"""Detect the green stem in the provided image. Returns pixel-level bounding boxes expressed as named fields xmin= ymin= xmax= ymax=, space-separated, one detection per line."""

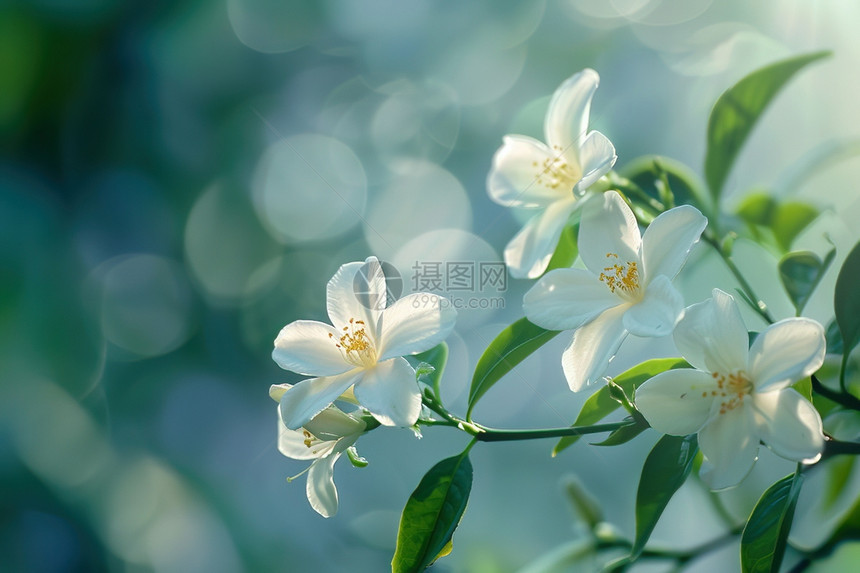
xmin=474 ymin=420 xmax=633 ymax=442
xmin=811 ymin=374 xmax=860 ymax=410
xmin=598 ymin=527 xmax=741 ymax=571
xmin=822 ymin=438 xmax=860 ymax=458
xmin=421 ymin=393 xmax=635 ymax=443
xmin=703 ymin=233 xmax=774 ymax=324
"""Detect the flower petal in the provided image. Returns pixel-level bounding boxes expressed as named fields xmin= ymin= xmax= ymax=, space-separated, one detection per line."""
xmin=641 ymin=205 xmax=707 ymax=282
xmin=279 ymin=371 xmax=361 ymax=430
xmin=353 ymin=357 xmax=421 ymax=427
xmin=504 ymin=197 xmax=578 ymax=279
xmin=304 ymin=407 xmax=366 ymax=442
xmin=327 ymin=258 xmax=385 ymax=335
xmin=269 ymin=383 xmax=292 ymax=403
xmin=578 ymin=191 xmax=642 ymax=276
xmin=378 ymin=293 xmax=457 ymax=360
xmin=487 ymin=135 xmax=572 ymax=208
xmin=749 ymin=317 xmax=826 ymax=392
xmin=622 ymin=275 xmax=684 ymax=337
xmin=574 ymin=131 xmax=616 ymax=196
xmin=673 ymin=289 xmax=748 ymax=374
xmin=523 ymin=268 xmax=619 ymax=331
xmin=635 ymin=369 xmax=718 ymax=435
xmin=277 ymin=419 xmax=323 ymax=460
xmin=561 ymin=304 xmax=629 ymax=392
xmin=273 ymin=320 xmax=352 ymax=376
xmin=752 ymin=389 xmax=824 ymax=462
xmin=698 ymin=404 xmax=759 ymax=490
xmin=306 ymin=447 xmax=345 ymax=518
xmin=544 ymin=68 xmax=600 ymax=169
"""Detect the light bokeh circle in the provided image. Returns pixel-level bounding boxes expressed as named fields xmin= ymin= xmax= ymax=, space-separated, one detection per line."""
xmin=252 ymin=134 xmax=367 ymax=244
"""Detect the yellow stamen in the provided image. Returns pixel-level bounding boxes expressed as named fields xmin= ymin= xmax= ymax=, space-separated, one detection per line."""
xmin=712 ymin=370 xmax=753 ymax=415
xmin=598 ymin=253 xmax=640 ymax=294
xmin=330 ymin=317 xmax=377 ymax=367
xmin=533 ymin=149 xmax=578 ymax=191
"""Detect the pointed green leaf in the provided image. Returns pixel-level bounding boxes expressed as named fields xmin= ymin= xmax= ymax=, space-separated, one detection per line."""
xmin=778 ymin=250 xmax=833 ymax=315
xmin=772 ymin=202 xmax=819 ymax=252
xmin=392 ymin=450 xmax=473 ymax=573
xmin=741 ymin=471 xmax=803 ymax=573
xmin=705 ymin=51 xmax=830 ymax=201
xmin=553 ymin=358 xmax=689 ymax=456
xmin=414 ymin=342 xmax=448 ymax=398
xmin=591 ymin=417 xmax=649 ymax=447
xmin=631 ymin=434 xmax=698 ymax=558
xmin=467 ymin=318 xmax=559 ymax=419
xmin=835 ymin=240 xmax=860 ymax=356
xmin=545 ymin=224 xmax=579 ymax=272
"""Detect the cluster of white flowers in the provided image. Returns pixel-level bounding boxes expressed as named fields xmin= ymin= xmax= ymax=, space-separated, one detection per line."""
xmin=270 ymin=69 xmax=827 ymax=516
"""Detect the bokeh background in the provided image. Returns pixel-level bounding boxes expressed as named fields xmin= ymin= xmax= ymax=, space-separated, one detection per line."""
xmin=4 ymin=0 xmax=860 ymax=571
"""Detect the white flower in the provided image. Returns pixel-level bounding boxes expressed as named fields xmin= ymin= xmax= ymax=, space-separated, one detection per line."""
xmin=272 ymin=256 xmax=457 ymax=429
xmin=487 ymin=68 xmax=617 ymax=279
xmin=523 ymin=190 xmax=707 ymax=391
xmin=271 ymin=383 xmax=365 ymax=518
xmin=635 ymin=289 xmax=826 ymax=490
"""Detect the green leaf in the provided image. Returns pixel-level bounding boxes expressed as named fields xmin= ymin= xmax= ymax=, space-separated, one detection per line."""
xmin=620 ymin=155 xmax=708 ymax=209
xmin=562 ymin=476 xmax=603 ymax=529
xmin=553 ymin=358 xmax=689 ymax=456
xmin=835 ymin=240 xmax=860 ymax=356
xmin=772 ymin=202 xmax=819 ymax=252
xmin=792 ymin=377 xmax=813 ymax=402
xmin=741 ymin=471 xmax=804 ymax=573
xmin=591 ymin=417 xmax=649 ymax=447
xmin=545 ymin=223 xmax=578 ymax=272
xmin=778 ymin=250 xmax=833 ymax=315
xmin=467 ymin=318 xmax=559 ymax=419
xmin=414 ymin=342 xmax=448 ymax=398
xmin=705 ymin=51 xmax=830 ymax=202
xmin=392 ymin=450 xmax=473 ymax=573
xmin=631 ymin=434 xmax=699 ymax=558
xmin=735 ymin=193 xmax=819 ymax=253
xmin=736 ymin=192 xmax=777 ymax=227
xmin=826 ymin=319 xmax=845 ymax=355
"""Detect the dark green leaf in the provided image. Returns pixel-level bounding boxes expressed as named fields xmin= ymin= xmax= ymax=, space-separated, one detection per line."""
xmin=620 ymin=155 xmax=708 ymax=210
xmin=741 ymin=471 xmax=803 ymax=573
xmin=778 ymin=250 xmax=831 ymax=315
xmin=467 ymin=318 xmax=559 ymax=419
xmin=632 ymin=434 xmax=699 ymax=558
xmin=392 ymin=450 xmax=473 ymax=573
xmin=545 ymin=223 xmax=578 ymax=272
xmin=772 ymin=202 xmax=819 ymax=252
xmin=826 ymin=319 xmax=844 ymax=355
xmin=414 ymin=342 xmax=448 ymax=398
xmin=591 ymin=417 xmax=649 ymax=447
xmin=705 ymin=51 xmax=830 ymax=201
xmin=553 ymin=358 xmax=689 ymax=456
xmin=835 ymin=240 xmax=860 ymax=356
